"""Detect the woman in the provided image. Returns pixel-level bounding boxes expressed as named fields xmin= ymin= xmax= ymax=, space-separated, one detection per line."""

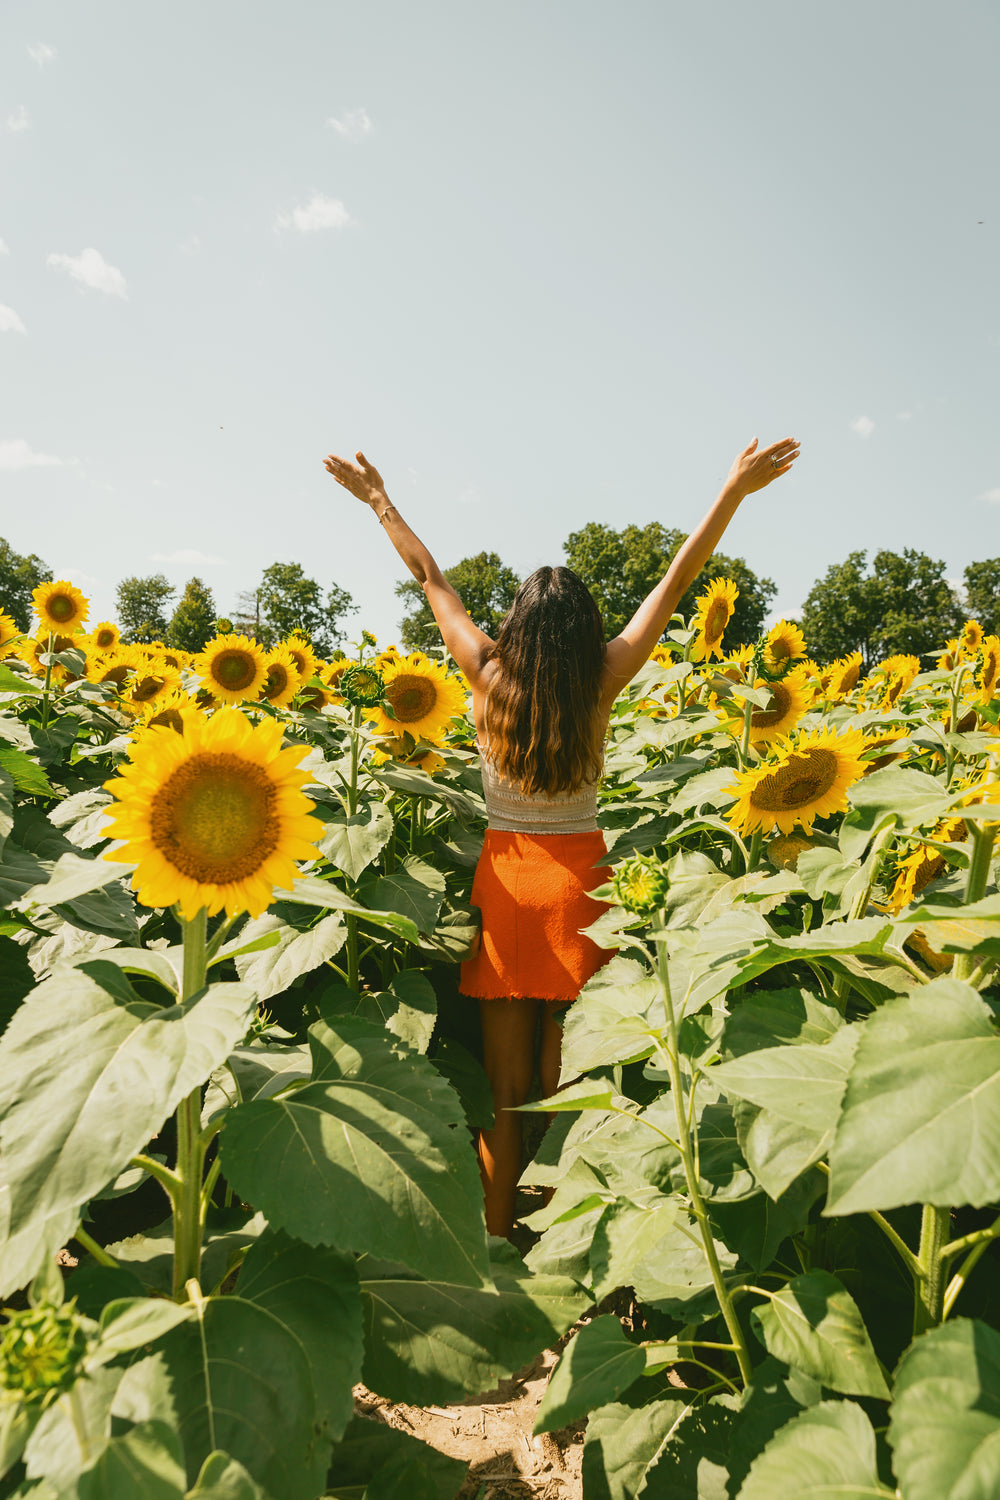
xmin=324 ymin=437 xmax=800 ymax=1236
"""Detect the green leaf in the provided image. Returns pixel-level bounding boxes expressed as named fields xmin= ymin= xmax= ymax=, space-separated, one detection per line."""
xmin=0 ymin=933 xmax=35 ymax=1036
xmin=843 ymin=764 xmax=952 ymax=851
xmin=76 ymin=1420 xmax=186 ymax=1500
xmin=713 ymin=1025 xmax=859 ymax=1200
xmin=429 ymin=1035 xmax=494 ymax=1129
xmin=589 ymin=1196 xmax=681 ymax=1303
xmin=108 ymin=1211 xmax=266 ymax=1298
xmin=0 ymin=968 xmax=255 ymax=1295
xmin=888 ymin=1318 xmax=1000 ymax=1500
xmin=364 ymin=855 xmax=446 ymax=935
xmin=156 ymin=1295 xmax=328 ymax=1500
xmin=582 ymin=1393 xmax=736 ymax=1500
xmin=534 ymin=1316 xmax=645 ymax=1434
xmin=233 ymin=911 xmax=346 ymax=1000
xmin=0 ymin=746 xmax=54 ymax=797
xmin=726 ymin=1358 xmax=823 ymax=1497
xmin=317 ymin=799 xmax=394 ymax=879
xmin=827 ymin=979 xmax=1000 ymax=1214
xmin=74 ymin=946 xmax=179 ymax=995
xmin=712 ymin=1171 xmax=825 ymax=1272
xmin=736 ymin=1399 xmax=892 ymax=1499
xmin=0 ymin=662 xmax=41 ymax=695
xmin=370 ymin=761 xmax=484 ymax=820
xmin=560 ymin=958 xmax=663 ymax=1074
xmin=357 ymin=1239 xmax=589 ymax=1405
xmin=96 ymin=1298 xmax=194 ymax=1358
xmin=381 ymin=968 xmax=437 ymax=1054
xmin=203 ymin=1039 xmax=311 ymax=1122
xmin=624 ymin=1207 xmax=737 ymax=1320
xmin=272 ymin=872 xmax=420 ymax=942
xmin=722 ymin=988 xmax=843 ymax=1060
xmin=187 ymin=1452 xmax=267 ymax=1499
xmin=0 ymin=767 xmax=13 ymax=859
xmin=325 ymin=1416 xmax=467 ymax=1500
xmin=236 ymin=1228 xmax=363 ymax=1441
xmin=750 ymin=1271 xmax=890 ymax=1399
xmin=220 ymin=1018 xmax=491 ymax=1289
xmin=16 ymin=849 xmax=135 ymax=910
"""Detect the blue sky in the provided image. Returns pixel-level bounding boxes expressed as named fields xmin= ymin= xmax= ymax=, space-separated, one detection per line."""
xmin=2 ymin=1 xmax=996 ymax=647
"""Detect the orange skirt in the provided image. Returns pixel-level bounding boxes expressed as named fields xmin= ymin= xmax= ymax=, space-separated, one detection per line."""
xmin=459 ymin=829 xmax=614 ymax=1002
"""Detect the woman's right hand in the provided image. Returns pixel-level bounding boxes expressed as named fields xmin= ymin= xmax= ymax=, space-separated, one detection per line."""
xmin=727 ymin=436 xmax=800 ymax=495
xmin=323 ymin=450 xmax=390 ymax=509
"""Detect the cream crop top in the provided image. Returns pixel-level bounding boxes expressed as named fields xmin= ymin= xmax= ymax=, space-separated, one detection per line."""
xmin=478 ymin=749 xmax=601 ymax=834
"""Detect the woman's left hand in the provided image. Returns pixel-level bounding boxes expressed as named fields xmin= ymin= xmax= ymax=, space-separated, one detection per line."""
xmin=323 ymin=450 xmax=390 ymax=509
xmin=727 ymin=436 xmax=800 ymax=495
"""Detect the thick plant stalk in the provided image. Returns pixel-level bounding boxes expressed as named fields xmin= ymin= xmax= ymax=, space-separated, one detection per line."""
xmin=173 ymin=908 xmax=209 ymax=1300
xmin=952 ymin=823 xmax=997 ymax=983
xmin=913 ymin=1203 xmax=951 ymax=1334
xmin=346 ymin=704 xmax=362 ymax=989
xmin=40 ymin=631 xmax=55 ymax=731
xmin=654 ymin=925 xmax=753 ymax=1386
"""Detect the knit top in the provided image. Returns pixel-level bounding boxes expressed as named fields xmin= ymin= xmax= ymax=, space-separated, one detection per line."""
xmin=479 ymin=749 xmax=600 ymax=834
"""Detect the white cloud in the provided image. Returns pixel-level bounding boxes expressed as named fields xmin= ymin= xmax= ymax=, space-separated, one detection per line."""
xmin=0 ymin=239 xmax=8 ymax=255
xmin=326 ymin=108 xmax=372 ymax=142
xmin=47 ymin=247 xmax=128 ymax=299
xmin=850 ymin=415 xmax=875 ymax=438
xmin=0 ymin=305 xmax=27 ymax=334
xmin=275 ymin=194 xmax=354 ymax=234
xmin=148 ymin=548 xmax=228 ymax=566
xmin=27 ymin=42 xmax=56 ymax=67
xmin=978 ymin=488 xmax=1000 ymax=505
xmin=7 ymin=106 xmax=30 ymax=133
xmin=0 ymin=439 xmax=67 ymax=470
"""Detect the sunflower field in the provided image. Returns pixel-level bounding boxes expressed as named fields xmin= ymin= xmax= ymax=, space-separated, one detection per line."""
xmin=1 ymin=577 xmax=999 ymax=1499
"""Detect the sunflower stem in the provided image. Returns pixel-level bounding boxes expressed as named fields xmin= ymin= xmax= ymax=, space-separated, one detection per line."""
xmin=173 ymin=908 xmax=209 ymax=1301
xmin=952 ymin=824 xmax=997 ymax=983
xmin=73 ymin=1225 xmax=120 ymax=1269
xmin=652 ymin=919 xmax=753 ymax=1387
xmin=41 ymin=631 xmax=55 ymax=731
xmin=944 ymin=665 xmax=969 ymax=787
xmin=913 ymin=1203 xmax=951 ymax=1334
xmin=737 ymin=665 xmax=757 ymax=771
xmin=345 ymin=705 xmax=362 ymax=990
xmin=746 ymin=827 xmax=763 ymax=873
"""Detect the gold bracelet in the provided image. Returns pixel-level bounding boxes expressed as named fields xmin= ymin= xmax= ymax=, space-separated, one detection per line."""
xmin=376 ymin=505 xmax=399 ymax=526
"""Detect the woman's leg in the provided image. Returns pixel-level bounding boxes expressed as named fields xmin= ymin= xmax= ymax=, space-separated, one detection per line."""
xmin=477 ymin=996 xmax=539 ymax=1238
xmin=539 ymin=1003 xmax=565 ymax=1103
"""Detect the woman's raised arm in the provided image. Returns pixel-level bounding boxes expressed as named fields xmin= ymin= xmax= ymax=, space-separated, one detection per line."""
xmin=600 ymin=436 xmax=800 ymax=705
xmin=323 ymin=451 xmax=495 ymax=684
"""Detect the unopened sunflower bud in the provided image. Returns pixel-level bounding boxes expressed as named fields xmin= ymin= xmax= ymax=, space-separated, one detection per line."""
xmin=612 ymin=856 xmax=669 ymax=916
xmin=339 ymin=664 xmax=386 ymax=709
xmin=213 ymin=618 xmax=233 ymax=635
xmin=0 ymin=1303 xmax=90 ymax=1404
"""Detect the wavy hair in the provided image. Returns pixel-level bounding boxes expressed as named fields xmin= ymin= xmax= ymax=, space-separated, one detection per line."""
xmin=484 ymin=566 xmax=606 ymax=795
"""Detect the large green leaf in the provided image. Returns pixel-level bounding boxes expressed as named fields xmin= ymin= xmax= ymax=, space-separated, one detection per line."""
xmin=713 ymin=1025 xmax=859 ymax=1201
xmin=363 ymin=854 xmax=446 ymax=935
xmin=203 ymin=1039 xmax=311 ymax=1122
xmin=888 ymin=1318 xmax=1000 ymax=1500
xmin=722 ymin=988 xmax=843 ymax=1060
xmin=155 ymin=1295 xmax=328 ymax=1500
xmin=582 ymin=1393 xmax=736 ymax=1500
xmin=534 ymin=1316 xmax=645 ymax=1434
xmin=560 ymin=958 xmax=663 ymax=1074
xmin=726 ymin=1358 xmax=823 ymax=1497
xmin=357 ymin=1239 xmax=589 ymax=1405
xmin=827 ymin=980 xmax=1000 ymax=1214
xmin=380 ymin=968 xmax=437 ymax=1054
xmin=325 ymin=1416 xmax=467 ymax=1500
xmin=0 ymin=766 xmax=13 ymax=858
xmin=712 ymin=1171 xmax=825 ymax=1272
xmin=236 ymin=1229 xmax=363 ymax=1441
xmin=736 ymin=1399 xmax=892 ymax=1499
xmin=370 ymin=761 xmax=484 ymax=821
xmin=589 ymin=1195 xmax=681 ymax=1302
xmin=233 ymin=911 xmax=346 ymax=1000
xmin=750 ymin=1271 xmax=890 ymax=1399
xmin=16 ymin=849 xmax=135 ymax=910
xmin=317 ymin=799 xmax=394 ymax=880
xmin=187 ymin=1452 xmax=267 ymax=1498
xmin=0 ymin=968 xmax=256 ymax=1295
xmin=220 ymin=1019 xmax=491 ymax=1289
xmin=271 ymin=873 xmax=420 ymax=942
xmin=76 ymin=1420 xmax=185 ymax=1500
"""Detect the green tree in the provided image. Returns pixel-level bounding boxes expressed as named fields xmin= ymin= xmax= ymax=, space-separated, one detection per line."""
xmin=234 ymin=562 xmax=356 ymax=655
xmin=964 ymin=558 xmax=1000 ymax=637
xmin=799 ymin=549 xmax=964 ymax=669
xmin=0 ymin=537 xmax=51 ymax=631
xmin=116 ymin=574 xmax=175 ymax=644
xmin=395 ymin=551 xmax=522 ymax=649
xmin=562 ymin=521 xmax=776 ymax=645
xmin=166 ymin=577 xmax=217 ymax=653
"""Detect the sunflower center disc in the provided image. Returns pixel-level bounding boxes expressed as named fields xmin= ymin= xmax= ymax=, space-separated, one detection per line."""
xmin=265 ymin=666 xmax=288 ymax=698
xmin=705 ymin=600 xmax=729 ymax=642
xmin=132 ymin=675 xmax=165 ymax=703
xmin=213 ymin=651 xmax=257 ymax=691
xmin=151 ymin=752 xmax=279 ymax=882
xmin=48 ymin=595 xmax=76 ymax=623
xmin=752 ymin=684 xmax=791 ymax=728
xmin=95 ymin=629 xmax=116 ymax=648
xmin=387 ymin=674 xmax=437 ymax=723
xmin=102 ymin=664 xmax=131 ymax=687
xmin=753 ymin=748 xmax=838 ymax=811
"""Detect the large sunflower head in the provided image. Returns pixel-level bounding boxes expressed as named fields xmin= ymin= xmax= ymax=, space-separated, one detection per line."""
xmin=725 ymin=725 xmax=869 ymax=836
xmin=260 ymin=648 xmax=303 ymax=709
xmin=120 ymin=663 xmax=183 ymax=717
xmin=737 ymin=668 xmax=813 ymax=746
xmin=135 ymin=687 xmax=193 ymax=733
xmin=32 ymin=580 xmax=89 ymax=635
xmin=283 ymin=637 xmax=320 ymax=686
xmin=194 ymin=634 xmax=268 ymax=706
xmin=103 ymin=705 xmax=323 ymax=919
xmin=690 ymin=578 xmax=739 ymax=663
xmin=976 ymin=636 xmax=1000 ymax=705
xmin=0 ymin=611 xmax=23 ymax=657
xmin=823 ymin=652 xmax=863 ymax=701
xmin=87 ymin=621 xmax=120 ymax=653
xmin=365 ymin=657 xmax=468 ymax=742
xmin=959 ymin=619 xmax=985 ymax=658
xmin=85 ymin=644 xmax=144 ymax=692
xmin=756 ymin=620 xmax=807 ymax=681
xmin=888 ymin=818 xmax=967 ymax=914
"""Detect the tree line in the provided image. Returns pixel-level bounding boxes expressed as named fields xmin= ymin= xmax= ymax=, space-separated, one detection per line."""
xmin=2 ymin=529 xmax=997 ymax=668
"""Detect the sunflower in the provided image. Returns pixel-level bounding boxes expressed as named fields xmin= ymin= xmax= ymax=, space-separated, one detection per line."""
xmin=372 ymin=735 xmax=446 ymax=775
xmin=938 ymin=638 xmax=961 ymax=671
xmin=103 ymin=705 xmax=323 ymax=919
xmin=158 ymin=648 xmax=190 ymax=672
xmin=0 ymin=612 xmax=22 ymax=657
xmin=719 ymin=667 xmax=812 ymax=746
xmin=959 ymin=619 xmax=984 ymax=657
xmin=283 ymin=636 xmax=320 ymax=687
xmin=726 ymin=725 xmax=869 ymax=836
xmin=260 ymin=648 xmax=303 ymax=709
xmin=861 ymin=729 xmax=909 ymax=773
xmin=690 ymin=578 xmax=739 ymax=663
xmin=87 ymin=621 xmax=120 ymax=653
xmin=32 ymin=580 xmax=89 ymax=634
xmin=365 ymin=657 xmax=468 ymax=743
xmin=194 ymin=634 xmax=268 ymax=706
xmin=977 ymin=636 xmax=1000 ymax=705
xmin=135 ymin=687 xmax=193 ymax=733
xmin=120 ymin=663 xmax=183 ymax=717
xmin=21 ymin=630 xmax=87 ymax=683
xmin=85 ymin=645 xmax=144 ymax=691
xmin=340 ymin=663 xmax=385 ymax=709
xmin=888 ymin=818 xmax=967 ymax=914
xmin=766 ymin=832 xmax=819 ymax=871
xmin=823 ymin=652 xmax=863 ymax=701
xmin=757 ymin=619 xmax=807 ymax=681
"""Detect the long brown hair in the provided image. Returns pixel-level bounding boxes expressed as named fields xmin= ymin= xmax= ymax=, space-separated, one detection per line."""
xmin=484 ymin=566 xmax=606 ymax=795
